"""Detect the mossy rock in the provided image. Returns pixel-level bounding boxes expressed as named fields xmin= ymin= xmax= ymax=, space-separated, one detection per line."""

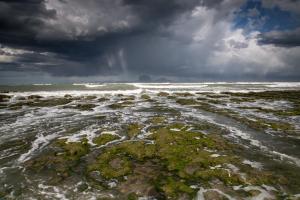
xmin=118 ymin=141 xmax=156 ymax=161
xmin=148 ymin=125 xmax=243 ymax=184
xmin=88 ymin=148 xmax=132 ymax=179
xmin=85 ymin=96 xmax=97 ymax=100
xmin=126 ymin=123 xmax=143 ymax=138
xmin=149 ymin=116 xmax=166 ymax=125
xmin=141 ymin=94 xmax=151 ymax=100
xmin=55 ymin=138 xmax=90 ymax=161
xmin=24 ymin=138 xmax=90 ymax=184
xmin=195 ymin=168 xmax=243 ymax=186
xmin=108 ymin=103 xmax=125 ymax=109
xmin=16 ymin=98 xmax=72 ymax=107
xmin=93 ymin=134 xmax=120 ymax=146
xmin=206 ymin=94 xmax=228 ymax=99
xmin=176 ymin=98 xmax=198 ymax=105
xmin=158 ymin=177 xmax=196 ymax=199
xmin=64 ymin=94 xmax=72 ymax=98
xmin=85 ymin=122 xmax=284 ymax=198
xmin=94 ymin=115 xmax=106 ymax=120
xmin=75 ymin=104 xmax=96 ymax=111
xmin=108 ymin=101 xmax=133 ymax=109
xmin=157 ymin=92 xmax=169 ymax=97
xmin=117 ymin=162 xmax=161 ymax=198
xmin=27 ymin=95 xmax=43 ymax=100
xmin=16 ymin=96 xmax=26 ymax=100
xmin=0 ymin=94 xmax=11 ymax=102
xmin=121 ymin=95 xmax=135 ymax=101
xmin=127 ymin=193 xmax=139 ymax=200
xmin=98 ymin=97 xmax=109 ymax=102
xmin=174 ymin=92 xmax=194 ymax=97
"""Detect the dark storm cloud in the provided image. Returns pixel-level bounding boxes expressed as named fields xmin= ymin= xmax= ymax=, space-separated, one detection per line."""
xmin=0 ymin=0 xmax=205 ymax=77
xmin=262 ymin=0 xmax=300 ymax=15
xmin=0 ymin=0 xmax=300 ymax=82
xmin=258 ymin=28 xmax=300 ymax=47
xmin=0 ymin=0 xmax=56 ymax=47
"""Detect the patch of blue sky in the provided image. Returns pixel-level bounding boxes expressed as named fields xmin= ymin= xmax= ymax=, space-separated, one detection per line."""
xmin=233 ymin=0 xmax=299 ymax=33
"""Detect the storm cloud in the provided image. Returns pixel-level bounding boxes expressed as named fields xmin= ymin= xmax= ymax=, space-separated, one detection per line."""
xmin=0 ymin=0 xmax=300 ymax=83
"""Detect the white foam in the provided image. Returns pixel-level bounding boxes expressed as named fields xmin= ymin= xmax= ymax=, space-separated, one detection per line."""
xmin=18 ymin=132 xmax=59 ymax=162
xmin=196 ymin=187 xmax=236 ymax=200
xmin=131 ymin=83 xmax=208 ymax=89
xmin=33 ymin=84 xmax=52 ymax=86
xmin=73 ymin=83 xmax=105 ymax=88
xmin=107 ymin=181 xmax=117 ymax=188
xmin=266 ymin=82 xmax=300 ymax=88
xmin=243 ymin=185 xmax=274 ymax=200
xmin=242 ymin=160 xmax=263 ymax=170
xmin=210 ymin=154 xmax=220 ymax=158
xmin=38 ymin=184 xmax=69 ymax=200
xmin=8 ymin=89 xmax=144 ymax=98
xmin=170 ymin=128 xmax=181 ymax=132
xmin=271 ymin=150 xmax=300 ymax=167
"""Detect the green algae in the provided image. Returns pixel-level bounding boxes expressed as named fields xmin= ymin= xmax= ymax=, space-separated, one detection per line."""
xmin=87 ymin=141 xmax=156 ymax=181
xmin=94 ymin=115 xmax=106 ymax=120
xmin=55 ymin=138 xmax=90 ymax=161
xmin=176 ymin=98 xmax=198 ymax=105
xmin=108 ymin=103 xmax=125 ymax=109
xmin=86 ymin=123 xmax=258 ymax=199
xmin=76 ymin=104 xmax=96 ymax=111
xmin=93 ymin=134 xmax=120 ymax=146
xmin=126 ymin=123 xmax=142 ymax=138
xmin=85 ymin=96 xmax=97 ymax=100
xmin=118 ymin=141 xmax=156 ymax=161
xmin=174 ymin=92 xmax=194 ymax=97
xmin=24 ymin=138 xmax=90 ymax=184
xmin=141 ymin=94 xmax=151 ymax=100
xmin=121 ymin=95 xmax=135 ymax=101
xmin=157 ymin=92 xmax=169 ymax=97
xmin=12 ymin=98 xmax=72 ymax=107
xmin=63 ymin=103 xmax=96 ymax=110
xmin=148 ymin=116 xmax=166 ymax=125
xmin=98 ymin=97 xmax=109 ymax=102
xmin=159 ymin=177 xmax=196 ymax=199
xmin=87 ymin=148 xmax=132 ymax=179
xmin=108 ymin=101 xmax=133 ymax=109
xmin=27 ymin=95 xmax=43 ymax=100
xmin=64 ymin=94 xmax=72 ymax=98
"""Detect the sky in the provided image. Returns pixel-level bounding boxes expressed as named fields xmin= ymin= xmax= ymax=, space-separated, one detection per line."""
xmin=0 ymin=0 xmax=300 ymax=84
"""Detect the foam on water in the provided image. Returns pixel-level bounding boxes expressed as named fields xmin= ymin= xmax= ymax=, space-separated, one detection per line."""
xmin=196 ymin=187 xmax=236 ymax=200
xmin=242 ymin=160 xmax=263 ymax=170
xmin=131 ymin=83 xmax=208 ymax=89
xmin=33 ymin=84 xmax=53 ymax=86
xmin=38 ymin=184 xmax=69 ymax=200
xmin=18 ymin=131 xmax=61 ymax=162
xmin=73 ymin=83 xmax=105 ymax=88
xmin=8 ymin=89 xmax=144 ymax=98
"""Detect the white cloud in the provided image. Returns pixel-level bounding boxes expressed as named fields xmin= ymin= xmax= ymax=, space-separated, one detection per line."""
xmin=162 ymin=4 xmax=300 ymax=77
